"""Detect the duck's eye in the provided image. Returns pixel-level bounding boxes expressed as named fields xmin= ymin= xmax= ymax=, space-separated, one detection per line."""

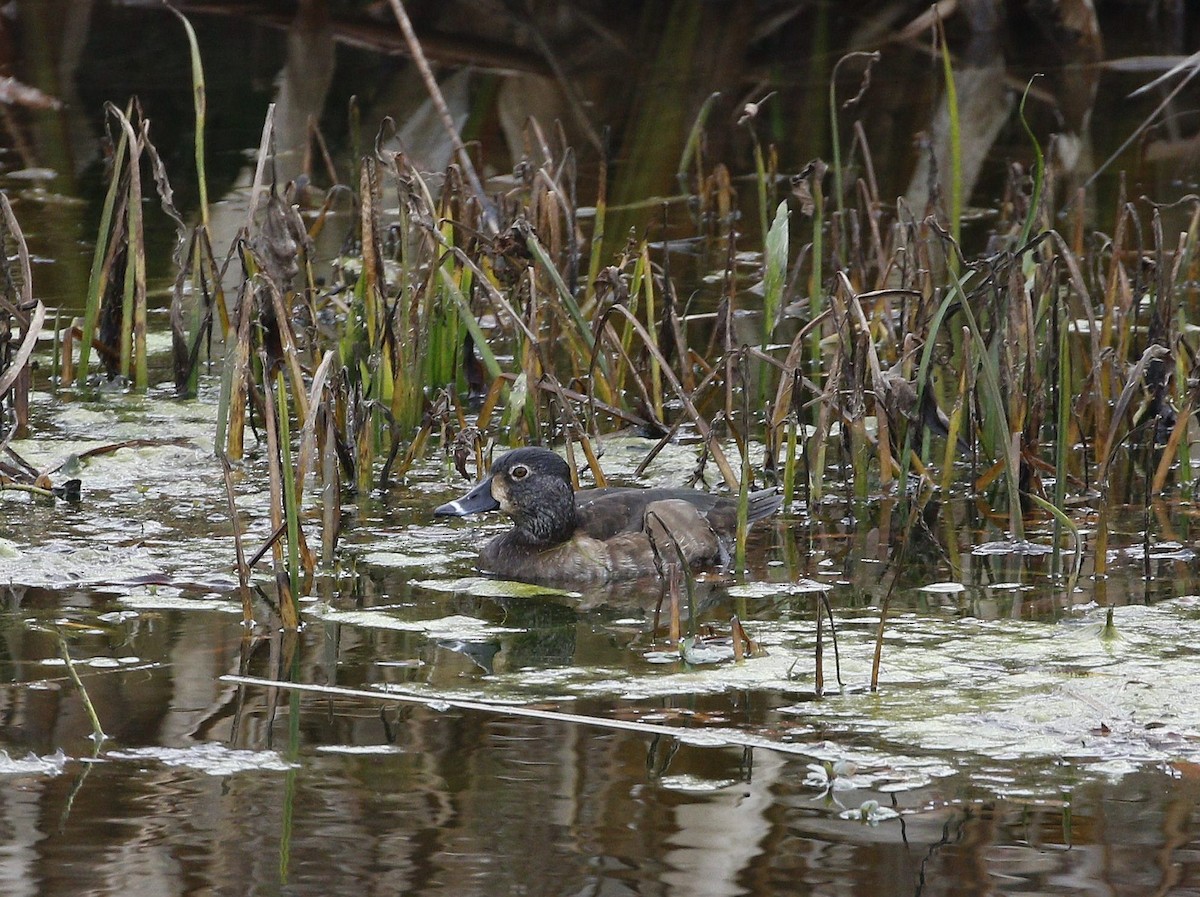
xmin=510 ymin=465 xmax=529 ymax=480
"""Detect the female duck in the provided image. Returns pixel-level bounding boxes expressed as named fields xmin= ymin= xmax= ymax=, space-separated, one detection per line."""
xmin=434 ymin=447 xmax=782 ymax=584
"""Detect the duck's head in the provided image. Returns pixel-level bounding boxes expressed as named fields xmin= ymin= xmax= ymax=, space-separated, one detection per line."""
xmin=434 ymin=447 xmax=577 ymax=546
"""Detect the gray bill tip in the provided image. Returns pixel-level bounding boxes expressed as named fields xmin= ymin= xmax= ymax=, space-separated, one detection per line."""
xmin=434 ymin=478 xmax=500 ymax=516
xmin=434 ymin=498 xmax=468 ymax=516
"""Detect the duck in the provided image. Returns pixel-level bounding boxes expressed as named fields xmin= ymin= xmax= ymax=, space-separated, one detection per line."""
xmin=434 ymin=447 xmax=782 ymax=584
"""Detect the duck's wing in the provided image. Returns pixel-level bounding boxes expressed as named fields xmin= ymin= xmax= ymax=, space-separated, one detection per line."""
xmin=642 ymin=499 xmax=724 ymax=570
xmin=686 ymin=489 xmax=783 ymax=537
xmin=581 ymin=498 xmax=725 ymax=579
xmin=575 ymin=487 xmax=722 ymax=540
xmin=573 ymin=488 xmax=645 ymax=539
xmin=747 ymin=489 xmax=785 ymax=523
xmin=576 ymin=487 xmax=781 ymax=541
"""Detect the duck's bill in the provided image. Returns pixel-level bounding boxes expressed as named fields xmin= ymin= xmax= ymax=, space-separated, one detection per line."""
xmin=434 ymin=478 xmax=500 ymax=516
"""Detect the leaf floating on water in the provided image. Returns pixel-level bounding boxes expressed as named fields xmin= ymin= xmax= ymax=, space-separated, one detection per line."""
xmin=643 ymin=651 xmax=681 ymax=665
xmin=972 ymin=540 xmax=1053 ymax=556
xmin=5 ymin=165 xmax=59 ymax=180
xmin=586 ymin=434 xmax=706 ymax=485
xmin=804 ymin=759 xmax=860 ymax=791
xmin=658 ymin=774 xmax=739 ymax=792
xmin=106 ymin=744 xmax=294 ymax=776
xmin=918 ymin=582 xmax=966 ymax=594
xmin=468 ymin=579 xmax=582 ymax=599
xmin=316 ymin=745 xmax=406 ymax=756
xmin=96 ymin=610 xmax=139 ymax=623
xmin=41 ymin=655 xmax=144 ymax=669
xmin=362 ymin=550 xmax=455 ymax=569
xmin=876 ymin=763 xmax=957 ymax=792
xmin=0 ymin=749 xmax=67 ymax=777
xmin=838 ymin=800 xmax=900 ymax=824
xmin=727 ymin=579 xmax=831 ymax=598
xmin=305 ymin=607 xmax=521 ymax=639
xmin=680 ymin=636 xmax=735 ymax=665
xmin=118 ymin=593 xmax=244 ymax=614
xmin=674 ymin=731 xmax=731 ymax=748
xmin=1116 ymin=543 xmax=1196 ymax=562
xmin=413 ymin=577 xmax=578 ymax=599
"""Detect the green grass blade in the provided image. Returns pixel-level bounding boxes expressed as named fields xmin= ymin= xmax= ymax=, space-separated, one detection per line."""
xmin=440 ymin=266 xmax=501 ymax=380
xmin=753 ymin=139 xmax=770 ymax=251
xmin=525 ymin=230 xmax=595 ymax=354
xmin=1053 ymin=306 xmax=1070 ymax=572
xmin=276 ymin=369 xmax=301 ymax=602
xmin=1017 ymin=76 xmax=1045 ymax=252
xmin=675 ymin=91 xmax=720 ymax=185
xmin=78 ymin=103 xmax=131 ymax=381
xmin=1027 ymin=492 xmax=1082 ymax=593
xmin=169 ymin=6 xmax=209 ymax=229
xmin=938 ymin=21 xmax=962 ymax=252
xmin=952 ymin=275 xmax=1024 ymax=539
xmin=763 ymin=200 xmax=789 ymax=345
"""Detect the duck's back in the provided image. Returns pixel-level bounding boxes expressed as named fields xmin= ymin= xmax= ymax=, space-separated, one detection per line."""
xmin=481 ymin=498 xmax=727 ymax=584
xmin=574 ymin=486 xmax=781 ymax=541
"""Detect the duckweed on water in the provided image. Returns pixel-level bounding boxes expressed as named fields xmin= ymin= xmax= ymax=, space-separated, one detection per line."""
xmin=10 ymin=381 xmax=1200 ymax=789
xmin=105 ymin=745 xmax=295 ymax=776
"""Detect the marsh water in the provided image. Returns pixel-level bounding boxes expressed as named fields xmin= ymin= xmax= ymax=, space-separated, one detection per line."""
xmin=5 ymin=2 xmax=1200 ymax=895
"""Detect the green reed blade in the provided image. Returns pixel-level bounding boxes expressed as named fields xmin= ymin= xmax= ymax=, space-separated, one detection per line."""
xmin=260 ymin=353 xmax=297 ymax=629
xmin=1028 ymin=493 xmax=1081 ymax=594
xmin=440 ymin=267 xmax=501 ymax=380
xmin=753 ymin=138 xmax=770 ymax=251
xmin=761 ymin=200 xmax=789 ymax=406
xmin=783 ymin=415 xmax=797 ymax=512
xmin=953 ymin=276 xmax=1024 ymax=539
xmin=109 ymin=105 xmax=148 ymax=389
xmin=903 ymin=288 xmax=958 ymax=485
xmin=736 ymin=355 xmax=751 ymax=573
xmin=1017 ymin=77 xmax=1045 ymax=253
xmin=808 ymin=168 xmax=825 ymax=367
xmin=276 ymin=369 xmax=301 ymax=603
xmin=169 ymin=6 xmax=209 ymax=229
xmin=763 ymin=200 xmax=789 ymax=346
xmin=50 ymin=308 xmax=60 ymax=388
xmin=525 ymin=231 xmax=594 ymax=355
xmin=55 ymin=631 xmax=106 ymax=744
xmin=828 ymin=51 xmax=880 ymax=242
xmin=676 ymin=91 xmax=719 ymax=187
xmin=939 ymin=352 xmax=969 ymax=491
xmin=937 ymin=19 xmax=962 ymax=254
xmin=641 ymin=247 xmax=663 ymax=419
xmin=1053 ymin=306 xmax=1070 ymax=572
xmin=78 ymin=103 xmax=132 ymax=382
xmin=584 ymin=157 xmax=607 ymax=308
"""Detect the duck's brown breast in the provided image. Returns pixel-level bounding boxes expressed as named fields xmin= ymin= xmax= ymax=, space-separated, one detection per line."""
xmin=479 ymin=533 xmax=617 ymax=584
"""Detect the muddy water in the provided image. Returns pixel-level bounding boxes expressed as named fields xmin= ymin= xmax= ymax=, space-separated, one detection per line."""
xmin=5 ymin=3 xmax=1200 ymax=896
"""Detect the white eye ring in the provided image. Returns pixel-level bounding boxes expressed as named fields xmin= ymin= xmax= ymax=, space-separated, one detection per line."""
xmin=510 ymin=465 xmax=529 ymax=480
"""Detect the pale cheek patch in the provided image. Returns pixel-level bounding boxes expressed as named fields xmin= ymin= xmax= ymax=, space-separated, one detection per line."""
xmin=492 ymin=478 xmax=513 ymax=513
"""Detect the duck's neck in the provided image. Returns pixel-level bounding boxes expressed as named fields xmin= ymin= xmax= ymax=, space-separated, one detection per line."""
xmin=511 ymin=480 xmax=577 ymax=546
